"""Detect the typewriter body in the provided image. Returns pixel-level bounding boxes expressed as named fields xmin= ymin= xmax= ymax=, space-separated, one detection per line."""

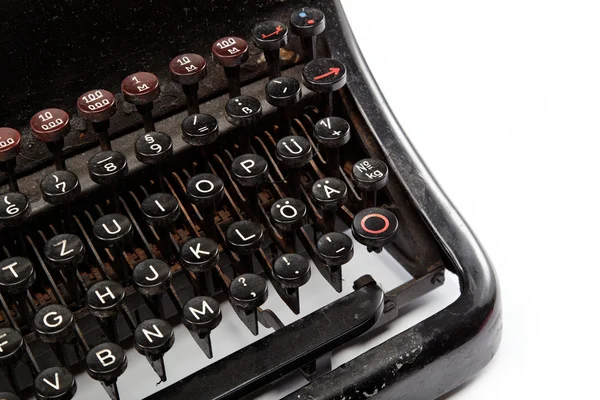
xmin=0 ymin=0 xmax=501 ymax=399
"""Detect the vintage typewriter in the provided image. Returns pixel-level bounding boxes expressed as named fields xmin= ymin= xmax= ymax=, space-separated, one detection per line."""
xmin=0 ymin=1 xmax=502 ymax=399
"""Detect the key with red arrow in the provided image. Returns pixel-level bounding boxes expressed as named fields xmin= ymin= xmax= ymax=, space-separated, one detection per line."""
xmin=302 ymin=58 xmax=347 ymax=116
xmin=252 ymin=21 xmax=289 ymax=79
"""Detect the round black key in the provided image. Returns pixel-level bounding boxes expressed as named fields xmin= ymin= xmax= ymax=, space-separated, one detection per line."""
xmin=252 ymin=21 xmax=288 ymax=51
xmin=303 ymin=58 xmax=347 ymax=93
xmin=0 ymin=192 xmax=29 ymax=229
xmin=276 ymin=135 xmax=313 ymax=168
xmin=290 ymin=7 xmax=326 ymax=37
xmin=141 ymin=193 xmax=180 ymax=227
xmin=352 ymin=207 xmax=399 ymax=249
xmin=231 ymin=154 xmax=268 ymax=187
xmin=181 ymin=114 xmax=219 ymax=147
xmin=92 ymin=214 xmax=132 ymax=246
xmin=179 ymin=238 xmax=219 ymax=273
xmin=34 ymin=366 xmax=77 ymax=400
xmin=0 ymin=257 xmax=35 ymax=295
xmin=273 ymin=253 xmax=311 ymax=289
xmin=88 ymin=151 xmax=128 ymax=186
xmin=226 ymin=221 xmax=264 ymax=255
xmin=133 ymin=318 xmax=174 ymax=358
xmin=229 ymin=273 xmax=268 ymax=310
xmin=0 ymin=392 xmax=19 ymax=400
xmin=265 ymin=77 xmax=302 ymax=107
xmin=33 ymin=305 xmax=74 ymax=343
xmin=270 ymin=198 xmax=306 ymax=232
xmin=316 ymin=232 xmax=354 ymax=266
xmin=169 ymin=53 xmax=207 ymax=85
xmin=133 ymin=259 xmax=172 ymax=296
xmin=311 ymin=177 xmax=348 ymax=210
xmin=212 ymin=37 xmax=249 ymax=68
xmin=314 ymin=117 xmax=351 ymax=148
xmin=182 ymin=296 xmax=222 ymax=333
xmin=44 ymin=234 xmax=85 ymax=269
xmin=225 ymin=96 xmax=262 ymax=127
xmin=0 ymin=328 xmax=24 ymax=365
xmin=121 ymin=72 xmax=160 ymax=106
xmin=135 ymin=132 xmax=173 ymax=165
xmin=352 ymin=159 xmax=390 ymax=192
xmin=40 ymin=170 xmax=81 ymax=205
xmin=186 ymin=173 xmax=225 ymax=208
xmin=86 ymin=280 xmax=125 ymax=318
xmin=85 ymin=342 xmax=127 ymax=382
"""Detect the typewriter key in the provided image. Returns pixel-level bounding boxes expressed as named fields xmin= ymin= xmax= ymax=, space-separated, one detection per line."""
xmin=225 ymin=95 xmax=262 ymax=153
xmin=0 ymin=328 xmax=25 ymax=395
xmin=0 ymin=128 xmax=21 ymax=192
xmin=92 ymin=214 xmax=133 ymax=283
xmin=30 ymin=108 xmax=70 ymax=170
xmin=86 ymin=280 xmax=126 ymax=343
xmin=179 ymin=237 xmax=219 ymax=296
xmin=40 ymin=170 xmax=81 ymax=206
xmin=316 ymin=232 xmax=353 ymax=292
xmin=0 ymin=192 xmax=30 ymax=230
xmin=212 ymin=36 xmax=249 ymax=98
xmin=229 ymin=273 xmax=268 ymax=335
xmin=141 ymin=193 xmax=180 ymax=261
xmin=270 ymin=197 xmax=307 ymax=251
xmin=303 ymin=58 xmax=347 ymax=116
xmin=181 ymin=113 xmax=219 ymax=172
xmin=133 ymin=318 xmax=175 ymax=382
xmin=182 ymin=296 xmax=222 ymax=358
xmin=33 ymin=305 xmax=75 ymax=367
xmin=226 ymin=221 xmax=264 ymax=274
xmin=0 ymin=392 xmax=19 ymax=400
xmin=265 ymin=76 xmax=302 ymax=136
xmin=314 ymin=117 xmax=351 ymax=178
xmin=0 ymin=257 xmax=35 ymax=324
xmin=121 ymin=72 xmax=160 ymax=132
xmin=135 ymin=131 xmax=173 ymax=192
xmin=311 ymin=177 xmax=348 ymax=232
xmin=352 ymin=207 xmax=399 ymax=253
xmin=352 ymin=158 xmax=390 ymax=207
xmin=88 ymin=150 xmax=128 ymax=212
xmin=77 ymin=89 xmax=116 ymax=151
xmin=186 ymin=173 xmax=224 ymax=239
xmin=290 ymin=7 xmax=326 ymax=61
xmin=273 ymin=253 xmax=311 ymax=289
xmin=44 ymin=234 xmax=85 ymax=303
xmin=276 ymin=135 xmax=312 ymax=197
xmin=133 ymin=259 xmax=172 ymax=318
xmin=231 ymin=154 xmax=269 ymax=219
xmin=34 ymin=366 xmax=77 ymax=400
xmin=169 ymin=53 xmax=207 ymax=115
xmin=252 ymin=21 xmax=289 ymax=79
xmin=85 ymin=342 xmax=127 ymax=400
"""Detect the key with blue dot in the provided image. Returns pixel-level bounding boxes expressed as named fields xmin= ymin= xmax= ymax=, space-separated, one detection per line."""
xmin=85 ymin=342 xmax=127 ymax=400
xmin=182 ymin=296 xmax=222 ymax=358
xmin=85 ymin=280 xmax=126 ymax=343
xmin=290 ymin=7 xmax=326 ymax=61
xmin=265 ymin=76 xmax=302 ymax=136
xmin=352 ymin=207 xmax=399 ymax=253
xmin=134 ymin=318 xmax=175 ymax=382
xmin=34 ymin=366 xmax=77 ymax=400
xmin=133 ymin=259 xmax=172 ymax=318
xmin=252 ymin=21 xmax=289 ymax=79
xmin=226 ymin=95 xmax=262 ymax=153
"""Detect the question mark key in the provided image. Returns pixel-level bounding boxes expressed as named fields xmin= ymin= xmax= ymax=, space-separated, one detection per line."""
xmin=229 ymin=273 xmax=268 ymax=310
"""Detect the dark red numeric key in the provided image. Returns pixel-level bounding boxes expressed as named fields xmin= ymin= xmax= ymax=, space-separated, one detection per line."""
xmin=85 ymin=342 xmax=127 ymax=400
xmin=182 ymin=296 xmax=222 ymax=358
xmin=212 ymin=37 xmax=249 ymax=98
xmin=352 ymin=207 xmax=399 ymax=253
xmin=302 ymin=58 xmax=347 ymax=116
xmin=169 ymin=53 xmax=207 ymax=115
xmin=121 ymin=72 xmax=160 ymax=132
xmin=290 ymin=7 xmax=326 ymax=61
xmin=34 ymin=366 xmax=77 ymax=400
xmin=181 ymin=114 xmax=219 ymax=173
xmin=77 ymin=89 xmax=117 ymax=150
xmin=316 ymin=231 xmax=354 ymax=292
xmin=352 ymin=158 xmax=390 ymax=207
xmin=225 ymin=95 xmax=262 ymax=154
xmin=133 ymin=259 xmax=172 ymax=318
xmin=252 ymin=21 xmax=289 ymax=79
xmin=186 ymin=173 xmax=224 ymax=239
xmin=33 ymin=304 xmax=76 ymax=367
xmin=0 ymin=128 xmax=21 ymax=192
xmin=133 ymin=318 xmax=175 ymax=382
xmin=311 ymin=177 xmax=348 ymax=232
xmin=0 ymin=328 xmax=25 ymax=395
xmin=0 ymin=256 xmax=35 ymax=325
xmin=314 ymin=117 xmax=351 ymax=178
xmin=229 ymin=273 xmax=268 ymax=335
xmin=30 ymin=108 xmax=71 ymax=170
xmin=265 ymin=76 xmax=302 ymax=136
xmin=275 ymin=135 xmax=313 ymax=197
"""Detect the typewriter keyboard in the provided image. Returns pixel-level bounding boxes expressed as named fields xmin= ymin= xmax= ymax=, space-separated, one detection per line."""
xmin=0 ymin=6 xmax=446 ymax=400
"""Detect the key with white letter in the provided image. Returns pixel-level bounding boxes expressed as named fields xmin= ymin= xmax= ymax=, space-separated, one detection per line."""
xmin=85 ymin=342 xmax=127 ymax=400
xmin=34 ymin=366 xmax=77 ymax=400
xmin=182 ymin=296 xmax=222 ymax=358
xmin=133 ymin=318 xmax=174 ymax=382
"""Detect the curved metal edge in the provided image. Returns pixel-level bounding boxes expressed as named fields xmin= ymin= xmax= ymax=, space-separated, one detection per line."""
xmin=285 ymin=1 xmax=503 ymax=399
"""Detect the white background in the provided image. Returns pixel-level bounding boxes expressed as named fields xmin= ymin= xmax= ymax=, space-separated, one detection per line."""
xmin=341 ymin=0 xmax=600 ymax=398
